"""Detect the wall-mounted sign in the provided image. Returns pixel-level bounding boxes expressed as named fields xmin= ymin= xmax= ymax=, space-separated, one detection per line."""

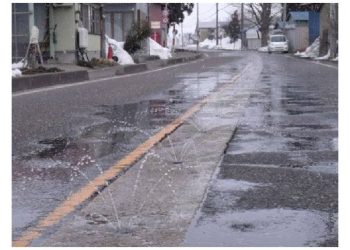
xmin=151 ymin=21 xmax=161 ymax=29
xmin=162 ymin=9 xmax=169 ymax=17
xmin=162 ymin=17 xmax=169 ymax=24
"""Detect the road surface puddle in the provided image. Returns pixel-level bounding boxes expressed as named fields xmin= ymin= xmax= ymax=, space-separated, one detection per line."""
xmin=184 ymin=208 xmax=337 ymax=247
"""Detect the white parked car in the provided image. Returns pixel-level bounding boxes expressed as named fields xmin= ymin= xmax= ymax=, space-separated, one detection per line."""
xmin=268 ymin=35 xmax=289 ymax=53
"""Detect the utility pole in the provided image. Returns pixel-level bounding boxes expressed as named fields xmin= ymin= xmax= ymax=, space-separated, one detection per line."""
xmin=100 ymin=4 xmax=105 ymax=58
xmin=283 ymin=3 xmax=287 ymax=33
xmin=329 ymin=3 xmax=338 ymax=58
xmin=216 ymin=3 xmax=219 ymax=46
xmin=241 ymin=3 xmax=244 ymax=50
xmin=28 ymin=3 xmax=34 ymax=31
xmin=181 ymin=21 xmax=184 ymax=48
xmin=148 ymin=3 xmax=150 ymax=55
xmin=49 ymin=4 xmax=55 ymax=59
xmin=165 ymin=3 xmax=168 ymax=48
xmin=196 ymin=3 xmax=199 ymax=52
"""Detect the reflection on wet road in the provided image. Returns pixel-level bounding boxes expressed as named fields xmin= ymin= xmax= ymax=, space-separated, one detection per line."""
xmin=184 ymin=53 xmax=338 ymax=247
xmin=12 ymin=52 xmax=245 ymax=239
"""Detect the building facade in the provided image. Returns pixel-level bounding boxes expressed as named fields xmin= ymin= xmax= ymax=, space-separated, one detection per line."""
xmin=149 ymin=3 xmax=167 ymax=47
xmin=198 ymin=21 xmax=228 ymax=42
xmin=12 ymin=3 xmax=103 ymax=64
xmin=103 ymin=3 xmax=148 ymax=42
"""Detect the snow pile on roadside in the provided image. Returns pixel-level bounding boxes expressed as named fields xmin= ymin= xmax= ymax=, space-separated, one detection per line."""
xmin=12 ymin=68 xmax=22 ymax=77
xmin=199 ymin=38 xmax=216 ymax=49
xmin=12 ymin=59 xmax=25 ymax=70
xmin=218 ymin=37 xmax=241 ymax=50
xmin=185 ymin=44 xmax=197 ymax=50
xmin=149 ymin=38 xmax=172 ymax=60
xmin=12 ymin=59 xmax=25 ymax=77
xmin=200 ymin=37 xmax=241 ymax=50
xmin=105 ymin=35 xmax=134 ymax=65
xmin=314 ymin=49 xmax=330 ymax=60
xmin=258 ymin=46 xmax=268 ymax=52
xmin=294 ymin=37 xmax=320 ymax=58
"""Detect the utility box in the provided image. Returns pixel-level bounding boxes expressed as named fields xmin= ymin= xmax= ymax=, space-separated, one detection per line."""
xmin=78 ymin=27 xmax=89 ymax=49
xmin=30 ymin=26 xmax=39 ymax=44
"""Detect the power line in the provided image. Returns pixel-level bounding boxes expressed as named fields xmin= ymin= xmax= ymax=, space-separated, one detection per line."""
xmin=199 ymin=3 xmax=233 ymax=21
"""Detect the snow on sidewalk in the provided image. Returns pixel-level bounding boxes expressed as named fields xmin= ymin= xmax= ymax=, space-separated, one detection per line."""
xmin=294 ymin=37 xmax=320 ymax=59
xmin=12 ymin=59 xmax=25 ymax=77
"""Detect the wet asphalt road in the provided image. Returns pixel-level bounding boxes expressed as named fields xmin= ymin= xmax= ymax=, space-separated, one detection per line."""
xmin=184 ymin=53 xmax=338 ymax=246
xmin=12 ymin=51 xmax=338 ymax=246
xmin=12 ymin=51 xmax=249 ymax=240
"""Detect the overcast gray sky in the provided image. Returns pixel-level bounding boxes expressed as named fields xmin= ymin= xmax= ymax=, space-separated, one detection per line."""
xmin=181 ymin=3 xmax=238 ymax=33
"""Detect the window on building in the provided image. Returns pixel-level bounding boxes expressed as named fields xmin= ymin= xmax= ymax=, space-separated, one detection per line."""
xmin=104 ymin=13 xmax=111 ymax=37
xmin=81 ymin=4 xmax=101 ymax=35
xmin=113 ymin=13 xmax=123 ymax=41
xmin=104 ymin=11 xmax=134 ymax=41
xmin=91 ymin=7 xmax=101 ymax=34
xmin=12 ymin=3 xmax=30 ymax=62
xmin=123 ymin=12 xmax=133 ymax=39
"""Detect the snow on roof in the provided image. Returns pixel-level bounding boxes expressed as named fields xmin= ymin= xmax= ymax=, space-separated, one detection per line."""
xmin=288 ymin=11 xmax=309 ymax=21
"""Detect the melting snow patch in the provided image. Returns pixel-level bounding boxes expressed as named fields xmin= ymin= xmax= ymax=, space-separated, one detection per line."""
xmin=105 ymin=35 xmax=134 ymax=65
xmin=218 ymin=37 xmax=241 ymax=50
xmin=314 ymin=49 xmax=330 ymax=60
xmin=294 ymin=37 xmax=320 ymax=58
xmin=258 ymin=46 xmax=268 ymax=52
xmin=12 ymin=59 xmax=25 ymax=77
xmin=199 ymin=38 xmax=216 ymax=49
xmin=199 ymin=38 xmax=241 ymax=50
xmin=149 ymin=38 xmax=172 ymax=59
xmin=12 ymin=68 xmax=22 ymax=77
xmin=12 ymin=59 xmax=25 ymax=70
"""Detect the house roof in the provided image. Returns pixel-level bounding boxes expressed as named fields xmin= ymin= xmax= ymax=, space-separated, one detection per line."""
xmin=288 ymin=11 xmax=309 ymax=21
xmin=198 ymin=21 xmax=229 ymax=29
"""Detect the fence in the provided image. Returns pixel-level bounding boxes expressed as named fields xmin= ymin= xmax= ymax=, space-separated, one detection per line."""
xmin=286 ymin=26 xmax=309 ymax=53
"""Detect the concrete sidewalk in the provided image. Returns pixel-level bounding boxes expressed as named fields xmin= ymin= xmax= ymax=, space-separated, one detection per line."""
xmin=28 ymin=58 xmax=258 ymax=247
xmin=12 ymin=51 xmax=202 ymax=93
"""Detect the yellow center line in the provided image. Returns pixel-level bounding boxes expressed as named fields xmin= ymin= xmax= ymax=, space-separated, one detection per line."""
xmin=12 ymin=65 xmax=249 ymax=247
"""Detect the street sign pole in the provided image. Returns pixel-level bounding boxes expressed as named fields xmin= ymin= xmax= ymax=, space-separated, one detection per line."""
xmin=165 ymin=4 xmax=168 ymax=47
xmin=241 ymin=3 xmax=244 ymax=50
xmin=181 ymin=21 xmax=184 ymax=48
xmin=216 ymin=3 xmax=219 ymax=46
xmin=196 ymin=3 xmax=199 ymax=52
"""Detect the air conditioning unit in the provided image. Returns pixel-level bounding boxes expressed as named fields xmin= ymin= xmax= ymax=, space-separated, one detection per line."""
xmin=78 ymin=27 xmax=89 ymax=49
xmin=53 ymin=3 xmax=73 ymax=7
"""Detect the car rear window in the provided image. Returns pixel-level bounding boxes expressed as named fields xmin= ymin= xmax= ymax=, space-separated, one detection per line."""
xmin=271 ymin=36 xmax=286 ymax=42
